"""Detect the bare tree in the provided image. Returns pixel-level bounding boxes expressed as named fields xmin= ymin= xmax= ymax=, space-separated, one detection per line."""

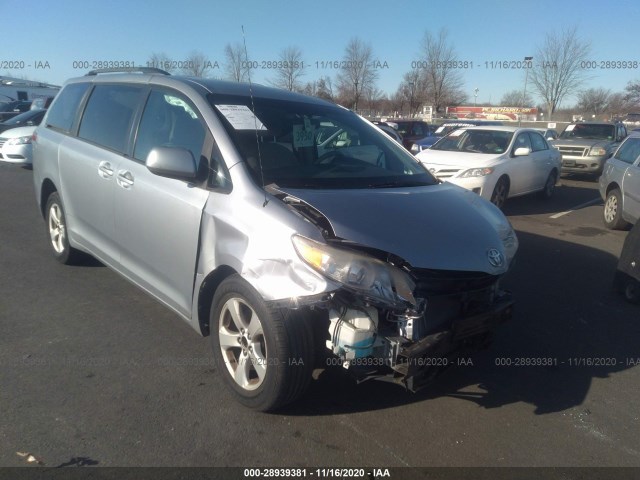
xmin=397 ymin=69 xmax=427 ymax=116
xmin=270 ymin=46 xmax=305 ymax=91
xmin=147 ymin=52 xmax=176 ymax=73
xmin=224 ymin=43 xmax=249 ymax=82
xmin=181 ymin=51 xmax=212 ymax=78
xmin=576 ymin=88 xmax=611 ymax=116
xmin=624 ymin=79 xmax=640 ymax=107
xmin=418 ymin=29 xmax=466 ymax=113
xmin=302 ymin=76 xmax=334 ymax=101
xmin=500 ymin=89 xmax=533 ymax=106
xmin=390 ymin=89 xmax=407 ymax=116
xmin=336 ymin=38 xmax=379 ymax=111
xmin=608 ymin=92 xmax=635 ymax=118
xmin=529 ymin=26 xmax=591 ymax=119
xmin=362 ymin=87 xmax=385 ymax=117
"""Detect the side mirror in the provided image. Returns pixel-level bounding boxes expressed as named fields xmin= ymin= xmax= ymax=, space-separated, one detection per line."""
xmin=146 ymin=146 xmax=198 ymax=180
xmin=513 ymin=147 xmax=531 ymax=157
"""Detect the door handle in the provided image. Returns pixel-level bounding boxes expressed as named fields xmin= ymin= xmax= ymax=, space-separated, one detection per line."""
xmin=98 ymin=161 xmax=113 ymax=178
xmin=117 ymin=170 xmax=134 ymax=189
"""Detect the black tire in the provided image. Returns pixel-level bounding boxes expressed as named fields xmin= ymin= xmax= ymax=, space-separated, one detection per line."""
xmin=623 ymin=278 xmax=640 ymax=305
xmin=490 ymin=176 xmax=509 ymax=209
xmin=44 ymin=192 xmax=80 ymax=264
xmin=539 ymin=170 xmax=557 ymax=199
xmin=603 ymin=188 xmax=630 ymax=230
xmin=210 ymin=274 xmax=314 ymax=411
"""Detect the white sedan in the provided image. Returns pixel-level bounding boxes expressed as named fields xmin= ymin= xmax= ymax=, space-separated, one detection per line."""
xmin=416 ymin=126 xmax=562 ymax=208
xmin=0 ymin=125 xmax=36 ymax=165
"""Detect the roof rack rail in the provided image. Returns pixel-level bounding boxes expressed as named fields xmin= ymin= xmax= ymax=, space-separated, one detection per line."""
xmin=85 ymin=67 xmax=170 ymax=76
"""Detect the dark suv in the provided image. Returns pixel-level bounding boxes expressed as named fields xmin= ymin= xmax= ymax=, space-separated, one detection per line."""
xmin=386 ymin=119 xmax=431 ymax=150
xmin=552 ymin=121 xmax=627 ymax=176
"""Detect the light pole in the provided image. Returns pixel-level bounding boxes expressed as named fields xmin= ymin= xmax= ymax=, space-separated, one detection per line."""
xmin=354 ymin=80 xmax=359 ymax=113
xmin=520 ymin=56 xmax=533 ymax=126
xmin=409 ymin=81 xmax=415 ymax=117
xmin=474 ymin=88 xmax=479 ymax=107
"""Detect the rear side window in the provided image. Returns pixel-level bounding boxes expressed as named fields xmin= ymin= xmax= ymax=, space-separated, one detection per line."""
xmin=46 ymin=83 xmax=90 ymax=133
xmin=78 ymin=84 xmax=144 ymax=154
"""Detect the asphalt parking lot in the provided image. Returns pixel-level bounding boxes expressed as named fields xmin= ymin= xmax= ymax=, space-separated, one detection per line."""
xmin=1 ymin=163 xmax=639 ymax=468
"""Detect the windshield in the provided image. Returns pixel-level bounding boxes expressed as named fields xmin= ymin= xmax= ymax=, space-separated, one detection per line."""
xmin=431 ymin=129 xmax=513 ymax=154
xmin=208 ymin=94 xmax=436 ymax=189
xmin=559 ymin=124 xmax=615 ymax=140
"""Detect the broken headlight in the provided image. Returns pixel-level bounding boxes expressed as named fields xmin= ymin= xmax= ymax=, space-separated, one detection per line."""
xmin=292 ymin=235 xmax=416 ymax=309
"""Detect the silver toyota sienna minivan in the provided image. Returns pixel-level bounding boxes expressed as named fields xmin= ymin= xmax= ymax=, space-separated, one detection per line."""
xmin=33 ymin=68 xmax=518 ymax=411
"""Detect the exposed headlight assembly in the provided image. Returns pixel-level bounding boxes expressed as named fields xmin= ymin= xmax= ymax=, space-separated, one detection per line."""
xmin=292 ymin=235 xmax=416 ymax=309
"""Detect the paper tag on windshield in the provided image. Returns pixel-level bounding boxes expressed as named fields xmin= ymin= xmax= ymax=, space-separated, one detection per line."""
xmin=565 ymin=124 xmax=575 ymax=131
xmin=293 ymin=124 xmax=315 ymax=148
xmin=215 ymin=105 xmax=266 ymax=130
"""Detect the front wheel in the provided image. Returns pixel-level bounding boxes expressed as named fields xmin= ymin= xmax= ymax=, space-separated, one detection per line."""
xmin=539 ymin=171 xmax=557 ymax=199
xmin=603 ymin=188 xmax=629 ymax=230
xmin=45 ymin=192 xmax=80 ymax=264
xmin=210 ymin=274 xmax=314 ymax=411
xmin=490 ymin=177 xmax=509 ymax=209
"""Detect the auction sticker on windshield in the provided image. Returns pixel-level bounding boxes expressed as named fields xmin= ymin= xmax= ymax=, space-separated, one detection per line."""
xmin=215 ymin=104 xmax=267 ymax=130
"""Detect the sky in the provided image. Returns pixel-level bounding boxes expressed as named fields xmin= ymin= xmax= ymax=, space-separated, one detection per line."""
xmin=3 ymin=0 xmax=640 ymax=109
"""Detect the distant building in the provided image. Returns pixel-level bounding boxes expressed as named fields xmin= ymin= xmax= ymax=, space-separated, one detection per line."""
xmin=0 ymin=76 xmax=60 ymax=103
xmin=445 ymin=106 xmax=538 ymax=122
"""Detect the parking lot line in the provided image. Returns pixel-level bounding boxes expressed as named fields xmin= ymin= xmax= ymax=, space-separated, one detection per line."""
xmin=549 ymin=198 xmax=602 ymax=219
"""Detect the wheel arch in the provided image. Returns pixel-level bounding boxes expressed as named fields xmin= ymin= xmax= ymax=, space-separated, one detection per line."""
xmin=605 ymin=182 xmax=621 ymax=196
xmin=196 ymin=264 xmax=238 ymax=337
xmin=40 ymin=178 xmax=58 ymax=218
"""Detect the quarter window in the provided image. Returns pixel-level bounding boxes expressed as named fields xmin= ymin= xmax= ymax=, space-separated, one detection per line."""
xmin=78 ymin=84 xmax=144 ymax=153
xmin=134 ymin=90 xmax=205 ymax=163
xmin=45 ymin=82 xmax=90 ymax=133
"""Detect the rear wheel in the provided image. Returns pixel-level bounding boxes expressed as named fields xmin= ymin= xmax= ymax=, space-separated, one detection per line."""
xmin=603 ymin=188 xmax=629 ymax=230
xmin=490 ymin=177 xmax=509 ymax=209
xmin=210 ymin=274 xmax=313 ymax=411
xmin=45 ymin=192 xmax=80 ymax=264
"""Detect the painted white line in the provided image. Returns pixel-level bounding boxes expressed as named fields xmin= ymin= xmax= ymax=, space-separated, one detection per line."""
xmin=549 ymin=197 xmax=602 ymax=219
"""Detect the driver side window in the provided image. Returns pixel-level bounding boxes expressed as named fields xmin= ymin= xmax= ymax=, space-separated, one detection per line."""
xmin=513 ymin=133 xmax=532 ymax=154
xmin=134 ymin=90 xmax=205 ymax=163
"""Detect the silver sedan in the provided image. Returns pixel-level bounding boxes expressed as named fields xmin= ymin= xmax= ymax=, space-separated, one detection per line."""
xmin=599 ymin=134 xmax=640 ymax=229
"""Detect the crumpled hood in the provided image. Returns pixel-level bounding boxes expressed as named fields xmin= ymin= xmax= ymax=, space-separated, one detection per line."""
xmin=278 ymin=183 xmax=511 ymax=275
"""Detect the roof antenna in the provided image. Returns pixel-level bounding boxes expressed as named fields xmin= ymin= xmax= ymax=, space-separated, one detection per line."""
xmin=242 ymin=25 xmax=268 ymax=207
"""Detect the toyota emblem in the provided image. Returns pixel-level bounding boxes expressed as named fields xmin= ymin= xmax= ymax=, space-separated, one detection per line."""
xmin=487 ymin=248 xmax=504 ymax=268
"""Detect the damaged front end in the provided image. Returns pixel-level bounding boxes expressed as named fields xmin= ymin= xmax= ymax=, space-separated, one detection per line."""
xmin=291 ymin=234 xmax=514 ymax=392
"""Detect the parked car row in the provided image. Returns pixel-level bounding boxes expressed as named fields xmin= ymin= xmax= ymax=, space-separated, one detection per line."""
xmin=416 ymin=126 xmax=561 ymax=208
xmin=0 ymin=102 xmax=51 ymax=165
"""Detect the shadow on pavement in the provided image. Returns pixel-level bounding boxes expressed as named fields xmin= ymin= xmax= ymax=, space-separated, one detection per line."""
xmin=502 ymin=183 xmax=601 ymax=217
